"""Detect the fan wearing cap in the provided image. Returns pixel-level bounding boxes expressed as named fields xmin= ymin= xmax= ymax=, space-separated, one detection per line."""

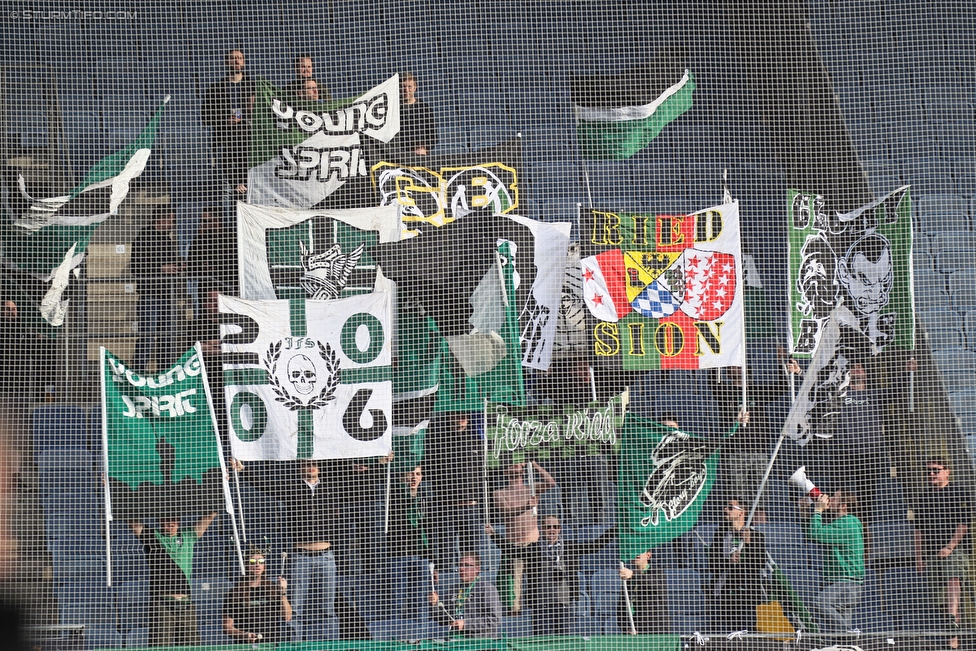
xmin=223 ymin=547 xmax=292 ymax=644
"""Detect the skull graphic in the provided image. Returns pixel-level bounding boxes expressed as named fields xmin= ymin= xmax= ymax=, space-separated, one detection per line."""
xmin=287 ymin=355 xmax=317 ymax=395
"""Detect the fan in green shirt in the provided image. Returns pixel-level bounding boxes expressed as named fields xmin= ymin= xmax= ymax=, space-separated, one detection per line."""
xmin=805 ymin=490 xmax=864 ymax=633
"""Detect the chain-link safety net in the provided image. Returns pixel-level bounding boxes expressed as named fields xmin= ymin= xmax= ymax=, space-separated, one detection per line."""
xmin=0 ymin=1 xmax=974 ymax=650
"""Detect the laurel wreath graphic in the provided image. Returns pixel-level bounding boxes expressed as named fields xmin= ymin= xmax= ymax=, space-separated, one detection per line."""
xmin=265 ymin=339 xmax=340 ymax=412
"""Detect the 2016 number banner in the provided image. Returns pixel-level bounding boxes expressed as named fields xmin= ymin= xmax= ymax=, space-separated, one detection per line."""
xmin=220 ymin=292 xmax=393 ymax=460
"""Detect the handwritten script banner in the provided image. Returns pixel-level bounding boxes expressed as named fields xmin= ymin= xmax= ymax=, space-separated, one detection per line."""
xmin=485 ymin=392 xmax=627 ymax=467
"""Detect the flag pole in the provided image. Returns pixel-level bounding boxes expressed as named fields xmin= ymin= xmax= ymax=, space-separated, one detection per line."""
xmin=743 ymin=351 xmax=801 ymax=529
xmin=483 ymin=398 xmax=492 ymax=573
xmin=527 ymin=461 xmax=537 ymax=518
xmin=909 ymin=370 xmax=915 ymax=412
xmin=384 ymin=459 xmax=392 ymax=536
xmin=483 ymin=398 xmax=490 ymax=527
xmin=228 ymin=491 xmax=246 ymax=576
xmin=744 ymin=432 xmax=787 ymax=530
xmin=232 ymin=467 xmax=247 ymax=543
xmin=740 ymin=342 xmax=748 ymax=421
xmin=573 ymin=107 xmax=594 ymax=208
xmin=99 ymin=347 xmax=114 ymax=588
xmin=620 ymin=562 xmax=637 ymax=635
xmin=589 ymin=365 xmax=598 ymax=402
xmin=197 ymin=342 xmax=246 ymax=576
xmin=909 ymin=316 xmax=917 ymax=412
xmin=734 ymin=198 xmax=748 ymax=422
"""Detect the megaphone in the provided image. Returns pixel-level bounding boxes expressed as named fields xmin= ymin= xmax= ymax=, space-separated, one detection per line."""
xmin=789 ymin=466 xmax=822 ymax=498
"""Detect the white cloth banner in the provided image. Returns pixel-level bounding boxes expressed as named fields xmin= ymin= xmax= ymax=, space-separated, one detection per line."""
xmin=221 ymin=292 xmax=393 ymax=460
xmin=503 ymin=215 xmax=572 ymax=370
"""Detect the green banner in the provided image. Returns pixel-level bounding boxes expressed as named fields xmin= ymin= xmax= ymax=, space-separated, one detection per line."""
xmin=770 ymin=565 xmax=818 ymax=633
xmin=111 ymin=634 xmax=681 ymax=651
xmin=617 ymin=413 xmax=719 ymax=561
xmin=787 ymin=186 xmax=914 ymax=357
xmin=394 ymin=306 xmax=443 ymax=402
xmin=102 ymin=346 xmax=223 ymax=490
xmin=485 ymin=393 xmax=627 ymax=468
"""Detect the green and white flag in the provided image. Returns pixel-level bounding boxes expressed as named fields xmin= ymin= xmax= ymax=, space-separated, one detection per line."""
xmin=486 ymin=392 xmax=628 ymax=469
xmin=787 ymin=185 xmax=914 ymax=357
xmin=571 ymin=53 xmax=695 ymax=160
xmin=3 ymin=98 xmax=168 ymax=325
xmin=393 ymin=305 xmax=442 ymax=419
xmin=221 ymin=292 xmax=393 ymax=460
xmin=236 ymin=202 xmax=401 ymax=300
xmin=248 ymin=75 xmax=399 ymax=209
xmin=391 ymin=422 xmax=427 ymax=474
xmin=100 ymin=345 xmax=234 ymax=515
xmin=12 ymin=97 xmax=168 ymax=233
xmin=617 ymin=413 xmax=719 ymax=561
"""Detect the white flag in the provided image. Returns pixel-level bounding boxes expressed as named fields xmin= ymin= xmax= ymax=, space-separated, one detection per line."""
xmin=221 ymin=292 xmax=393 ymax=460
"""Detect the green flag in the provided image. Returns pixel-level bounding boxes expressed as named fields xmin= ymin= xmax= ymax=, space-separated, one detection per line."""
xmin=247 ymin=76 xmax=399 ymax=209
xmin=571 ymin=53 xmax=695 ymax=160
xmin=3 ymin=97 xmax=167 ymax=325
xmin=787 ymin=185 xmax=914 ymax=357
xmin=769 ymin=564 xmax=819 ymax=633
xmin=742 ymin=253 xmax=777 ymax=341
xmin=393 ymin=305 xmax=442 ymax=427
xmin=391 ymin=424 xmax=427 ymax=475
xmin=617 ymin=413 xmax=719 ymax=561
xmin=101 ymin=345 xmax=233 ymax=518
xmin=103 ymin=345 xmax=224 ymax=489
